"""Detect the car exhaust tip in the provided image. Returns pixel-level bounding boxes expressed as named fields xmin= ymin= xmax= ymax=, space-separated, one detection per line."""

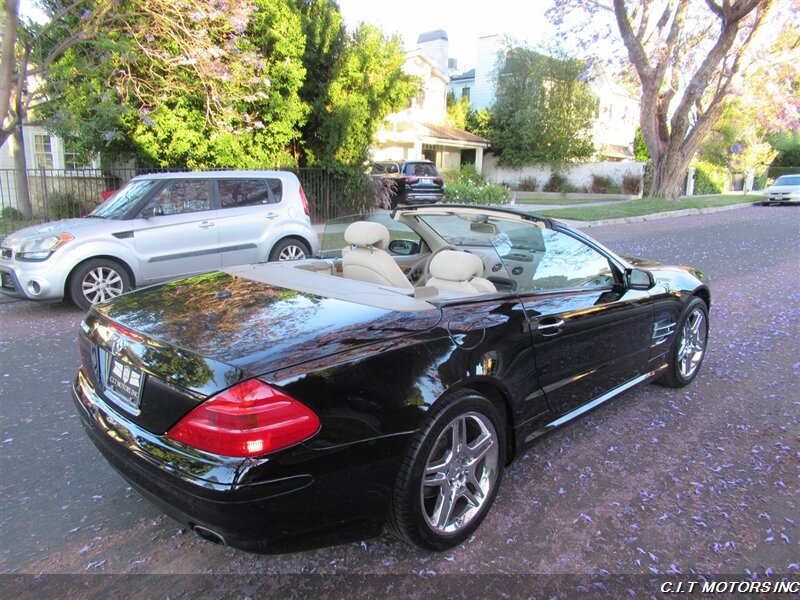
xmin=192 ymin=525 xmax=227 ymax=546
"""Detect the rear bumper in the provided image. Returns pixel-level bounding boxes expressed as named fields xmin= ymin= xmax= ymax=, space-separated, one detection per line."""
xmin=398 ymin=192 xmax=444 ymax=205
xmin=72 ymin=369 xmax=406 ymax=552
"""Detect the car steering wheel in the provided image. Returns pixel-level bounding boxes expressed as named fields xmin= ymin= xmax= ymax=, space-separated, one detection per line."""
xmin=407 ymin=244 xmax=459 ymax=286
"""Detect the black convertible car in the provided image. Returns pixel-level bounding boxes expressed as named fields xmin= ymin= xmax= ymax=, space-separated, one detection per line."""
xmin=72 ymin=205 xmax=710 ymax=552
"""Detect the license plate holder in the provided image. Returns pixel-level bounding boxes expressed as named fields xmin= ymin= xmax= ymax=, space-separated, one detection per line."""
xmin=105 ymin=356 xmax=144 ymax=410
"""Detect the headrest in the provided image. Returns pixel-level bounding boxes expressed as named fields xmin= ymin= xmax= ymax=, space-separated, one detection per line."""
xmin=429 ymin=250 xmax=484 ymax=281
xmin=344 ymin=221 xmax=390 ymax=250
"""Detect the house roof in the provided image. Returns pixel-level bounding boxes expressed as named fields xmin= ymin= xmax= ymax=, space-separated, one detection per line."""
xmin=423 ymin=123 xmax=488 ymax=145
xmin=450 ymin=69 xmax=475 ymax=82
xmin=418 ymin=30 xmax=448 ymax=43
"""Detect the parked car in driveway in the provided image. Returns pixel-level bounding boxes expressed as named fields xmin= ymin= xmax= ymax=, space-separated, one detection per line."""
xmin=0 ymin=171 xmax=319 ymax=310
xmin=369 ymin=160 xmax=444 ymax=208
xmin=72 ymin=204 xmax=711 ymax=553
xmin=761 ymin=174 xmax=800 ymax=205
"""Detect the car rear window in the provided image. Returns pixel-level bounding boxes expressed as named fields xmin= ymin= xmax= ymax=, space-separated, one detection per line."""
xmin=371 ymin=163 xmax=399 ymax=175
xmin=218 ymin=179 xmax=281 ymax=207
xmin=404 ymin=163 xmax=438 ymax=177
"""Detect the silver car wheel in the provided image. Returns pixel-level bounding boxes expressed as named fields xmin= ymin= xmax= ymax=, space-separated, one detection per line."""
xmin=81 ymin=266 xmax=125 ymax=304
xmin=278 ymin=244 xmax=306 ymax=261
xmin=420 ymin=411 xmax=499 ymax=534
xmin=677 ymin=307 xmax=707 ymax=379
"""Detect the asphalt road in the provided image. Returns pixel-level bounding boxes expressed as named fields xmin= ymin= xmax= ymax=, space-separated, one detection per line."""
xmin=1 ymin=206 xmax=798 ymax=588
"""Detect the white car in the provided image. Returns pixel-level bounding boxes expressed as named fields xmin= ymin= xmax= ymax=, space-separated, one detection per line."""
xmin=0 ymin=171 xmax=320 ymax=310
xmin=762 ymin=174 xmax=800 ymax=205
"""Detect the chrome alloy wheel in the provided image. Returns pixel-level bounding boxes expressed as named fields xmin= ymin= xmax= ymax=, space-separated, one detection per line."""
xmin=81 ymin=266 xmax=125 ymax=304
xmin=677 ymin=307 xmax=707 ymax=379
xmin=278 ymin=244 xmax=306 ymax=261
xmin=420 ymin=411 xmax=499 ymax=534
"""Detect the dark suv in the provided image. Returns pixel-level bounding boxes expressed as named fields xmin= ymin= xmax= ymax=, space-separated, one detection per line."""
xmin=369 ymin=160 xmax=444 ymax=208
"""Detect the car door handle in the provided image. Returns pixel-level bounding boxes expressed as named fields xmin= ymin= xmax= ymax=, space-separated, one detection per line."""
xmin=537 ymin=318 xmax=565 ymax=336
xmin=198 ymin=221 xmax=215 ymax=229
xmin=265 ymin=212 xmax=279 ymax=219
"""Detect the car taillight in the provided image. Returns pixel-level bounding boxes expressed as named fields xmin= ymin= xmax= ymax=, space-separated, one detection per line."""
xmin=166 ymin=379 xmax=319 ymax=457
xmin=403 ymin=176 xmax=419 ymax=184
xmin=434 ymin=177 xmax=443 ymax=185
xmin=299 ymin=185 xmax=310 ymax=216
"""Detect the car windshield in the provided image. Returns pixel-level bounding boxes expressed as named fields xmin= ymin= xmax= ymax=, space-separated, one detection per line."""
xmin=774 ymin=175 xmax=800 ymax=186
xmin=417 ymin=213 xmax=545 ymax=252
xmin=320 ymin=213 xmax=420 ymax=259
xmin=90 ymin=179 xmax=159 ymax=219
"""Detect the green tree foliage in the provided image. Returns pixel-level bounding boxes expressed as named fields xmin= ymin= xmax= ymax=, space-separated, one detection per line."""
xmin=488 ymin=47 xmax=596 ymax=167
xmin=37 ymin=0 xmax=416 ymax=170
xmin=446 ymin=91 xmax=471 ymax=130
xmin=39 ymin=0 xmax=307 ymax=168
xmin=311 ymin=23 xmax=417 ymax=168
xmin=293 ymin=0 xmax=346 ymax=166
xmin=768 ymin=131 xmax=800 ymax=167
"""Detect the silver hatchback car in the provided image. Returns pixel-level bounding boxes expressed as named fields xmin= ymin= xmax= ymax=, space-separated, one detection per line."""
xmin=0 ymin=171 xmax=320 ymax=310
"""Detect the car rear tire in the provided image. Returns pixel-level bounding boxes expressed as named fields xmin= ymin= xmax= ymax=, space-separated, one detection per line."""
xmin=68 ymin=259 xmax=131 ymax=311
xmin=269 ymin=238 xmax=310 ymax=262
xmin=388 ymin=389 xmax=505 ymax=550
xmin=657 ymin=297 xmax=709 ymax=388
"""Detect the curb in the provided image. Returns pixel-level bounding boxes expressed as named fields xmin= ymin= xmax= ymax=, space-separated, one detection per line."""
xmin=568 ymin=201 xmax=760 ymax=229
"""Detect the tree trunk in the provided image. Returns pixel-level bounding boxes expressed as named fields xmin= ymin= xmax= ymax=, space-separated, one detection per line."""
xmin=12 ymin=125 xmax=32 ymax=218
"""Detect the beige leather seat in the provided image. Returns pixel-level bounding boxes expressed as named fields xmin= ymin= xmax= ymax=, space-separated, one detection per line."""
xmin=342 ymin=221 xmax=413 ymax=289
xmin=427 ymin=250 xmax=497 ymax=295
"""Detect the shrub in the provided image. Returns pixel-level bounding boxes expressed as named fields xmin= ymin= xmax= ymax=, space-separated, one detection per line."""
xmin=543 ymin=173 xmax=565 ymax=192
xmin=692 ymin=167 xmax=722 ymax=195
xmin=444 ymin=181 xmax=508 ymax=205
xmin=2 ymin=206 xmax=24 ymax=220
xmin=692 ymin=160 xmax=728 ymax=194
xmin=443 ymin=163 xmax=485 ymax=186
xmin=48 ymin=191 xmax=84 ymax=219
xmin=560 ymin=181 xmax=581 ymax=194
xmin=622 ymin=172 xmax=642 ymax=195
xmin=590 ymin=174 xmax=613 ymax=193
xmin=516 ymin=176 xmax=538 ymax=191
xmin=753 ymin=171 xmax=769 ymax=190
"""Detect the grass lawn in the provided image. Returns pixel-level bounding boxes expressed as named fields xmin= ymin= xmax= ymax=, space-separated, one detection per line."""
xmin=513 ymin=196 xmax=626 ymax=206
xmin=535 ymin=194 xmax=758 ymax=221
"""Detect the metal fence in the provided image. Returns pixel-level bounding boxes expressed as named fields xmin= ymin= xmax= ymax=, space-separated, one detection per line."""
xmin=0 ymin=166 xmax=367 ymax=237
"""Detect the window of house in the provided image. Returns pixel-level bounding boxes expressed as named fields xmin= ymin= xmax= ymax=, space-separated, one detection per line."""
xmin=461 ymin=87 xmax=470 ymax=100
xmin=33 ymin=134 xmax=54 ymax=169
xmin=64 ymin=144 xmax=92 ymax=171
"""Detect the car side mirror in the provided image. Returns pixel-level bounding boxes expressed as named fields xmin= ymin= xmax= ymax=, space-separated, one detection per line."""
xmin=626 ymin=268 xmax=654 ymax=290
xmin=140 ymin=205 xmax=163 ymax=218
xmin=388 ymin=239 xmax=421 ymax=256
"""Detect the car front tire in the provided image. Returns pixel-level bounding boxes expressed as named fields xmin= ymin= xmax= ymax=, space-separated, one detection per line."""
xmin=389 ymin=389 xmax=506 ymax=550
xmin=269 ymin=238 xmax=310 ymax=262
xmin=658 ymin=297 xmax=709 ymax=388
xmin=68 ymin=259 xmax=131 ymax=311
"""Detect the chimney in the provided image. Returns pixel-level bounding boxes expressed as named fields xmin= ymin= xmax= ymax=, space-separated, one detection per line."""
xmin=417 ymin=30 xmax=449 ymax=74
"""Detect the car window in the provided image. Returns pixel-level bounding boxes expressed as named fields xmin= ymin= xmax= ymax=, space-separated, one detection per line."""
xmin=267 ymin=179 xmax=282 ymax=202
xmin=418 ymin=214 xmax=543 ymax=249
xmin=405 ymin=163 xmax=437 ymax=177
xmin=518 ymin=230 xmax=614 ymax=292
xmin=140 ymin=180 xmax=210 ymax=216
xmin=774 ymin=175 xmax=800 ymax=186
xmin=91 ymin=179 xmax=160 ymax=219
xmin=218 ymin=179 xmax=276 ymax=207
